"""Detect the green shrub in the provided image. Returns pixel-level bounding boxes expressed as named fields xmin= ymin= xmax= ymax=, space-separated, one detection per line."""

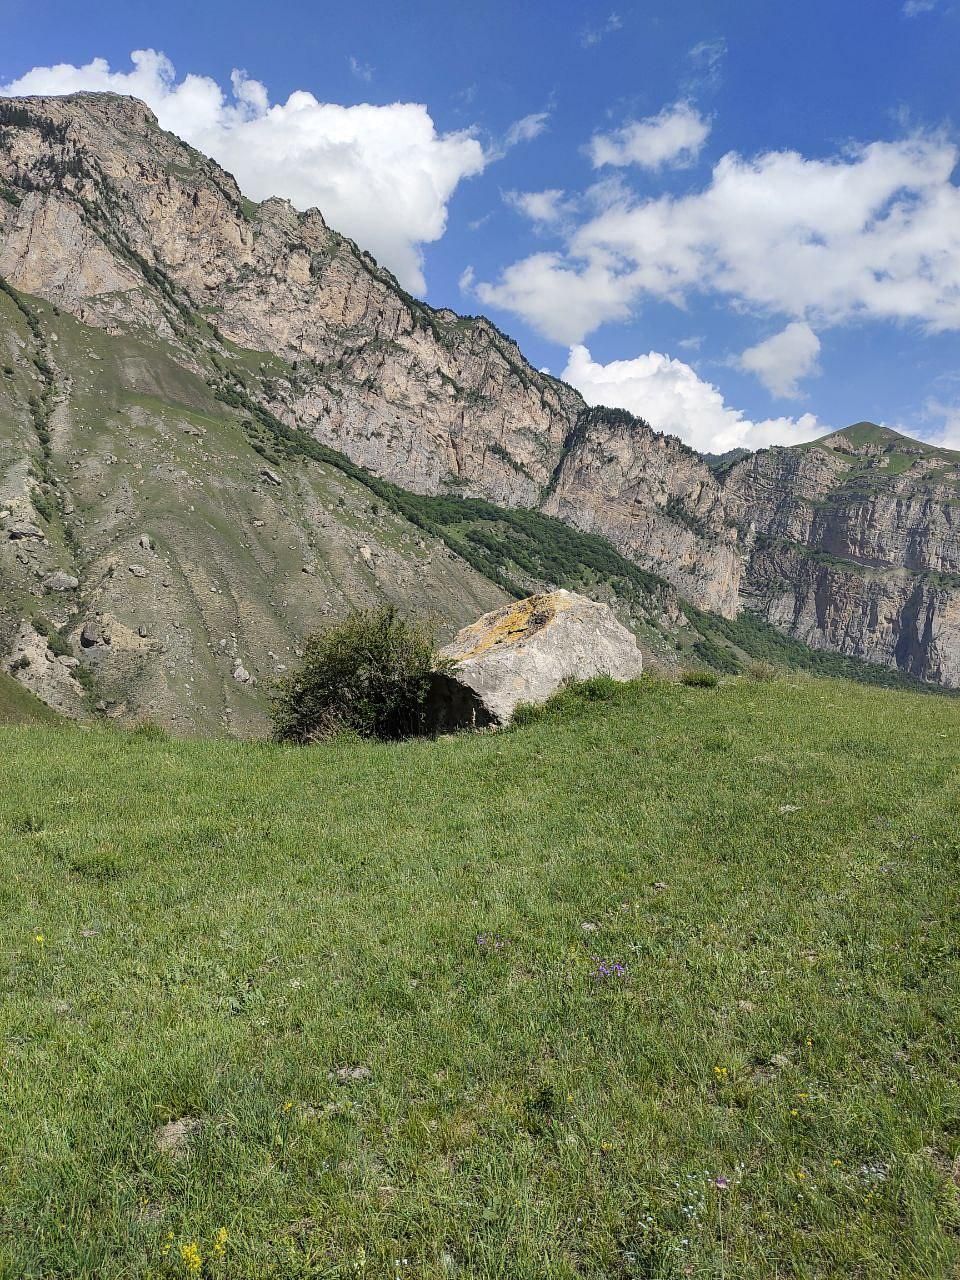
xmin=681 ymin=669 xmax=719 ymax=688
xmin=271 ymin=605 xmax=438 ymax=743
xmin=31 ymin=616 xmax=72 ymax=658
xmin=746 ymin=660 xmax=778 ymax=682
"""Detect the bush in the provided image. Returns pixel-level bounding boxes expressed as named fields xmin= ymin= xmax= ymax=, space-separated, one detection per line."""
xmin=681 ymin=669 xmax=719 ymax=688
xmin=746 ymin=660 xmax=778 ymax=682
xmin=31 ymin=615 xmax=72 ymax=658
xmin=271 ymin=605 xmax=438 ymax=743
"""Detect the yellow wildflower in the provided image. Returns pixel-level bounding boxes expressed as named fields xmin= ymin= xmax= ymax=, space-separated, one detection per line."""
xmin=180 ymin=1241 xmax=202 ymax=1277
xmin=211 ymin=1226 xmax=228 ymax=1258
xmin=33 ymin=932 xmax=45 ymax=947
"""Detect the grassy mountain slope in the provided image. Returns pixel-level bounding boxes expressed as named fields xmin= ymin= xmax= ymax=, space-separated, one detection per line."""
xmin=2 ymin=673 xmax=959 ymax=1277
xmin=0 ymin=283 xmax=509 ymax=733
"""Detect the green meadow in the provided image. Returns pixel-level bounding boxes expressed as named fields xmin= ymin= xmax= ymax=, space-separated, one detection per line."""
xmin=2 ymin=674 xmax=959 ymax=1278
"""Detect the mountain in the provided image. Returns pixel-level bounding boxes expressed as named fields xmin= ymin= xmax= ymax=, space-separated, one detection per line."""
xmin=0 ymin=91 xmax=957 ymax=727
xmin=724 ymin=423 xmax=960 ymax=686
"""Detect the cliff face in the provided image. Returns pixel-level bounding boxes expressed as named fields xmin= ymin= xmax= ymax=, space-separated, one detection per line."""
xmin=723 ymin=425 xmax=960 ymax=683
xmin=545 ymin=407 xmax=741 ymax=615
xmin=0 ymin=93 xmax=578 ymax=507
xmin=0 ymin=92 xmax=732 ymax=609
xmin=0 ymin=92 xmax=958 ymax=699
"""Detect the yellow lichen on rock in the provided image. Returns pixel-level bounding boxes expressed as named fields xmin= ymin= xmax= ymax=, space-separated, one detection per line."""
xmin=445 ymin=592 xmax=574 ymax=660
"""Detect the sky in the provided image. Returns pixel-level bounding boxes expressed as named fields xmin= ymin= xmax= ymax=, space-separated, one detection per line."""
xmin=2 ymin=0 xmax=960 ymax=454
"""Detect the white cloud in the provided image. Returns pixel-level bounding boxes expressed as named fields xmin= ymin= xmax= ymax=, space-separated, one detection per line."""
xmin=738 ymin=322 xmax=821 ymax=397
xmin=562 ymin=344 xmax=824 ymax=453
xmin=0 ymin=50 xmax=487 ymax=294
xmin=684 ymin=38 xmax=727 ymax=94
xmin=581 ymin=13 xmax=623 ymax=48
xmin=919 ymin=398 xmax=960 ymax=448
xmin=477 ymin=134 xmax=960 ymax=342
xmin=903 ymin=0 xmax=938 ymax=14
xmin=504 ymin=111 xmax=550 ymax=149
xmin=348 ymin=56 xmax=374 ymax=83
xmin=588 ymin=102 xmax=710 ymax=170
xmin=503 ymin=188 xmax=570 ymax=224
xmin=474 ymin=252 xmax=635 ymax=344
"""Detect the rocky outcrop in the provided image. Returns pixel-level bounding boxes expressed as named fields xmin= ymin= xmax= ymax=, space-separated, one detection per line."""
xmin=1 ymin=95 xmax=958 ymax=694
xmin=428 ymin=591 xmax=643 ymax=728
xmin=724 ymin=425 xmax=960 ymax=683
xmin=0 ymin=92 xmax=734 ymax=595
xmin=546 ymin=407 xmax=740 ymax=615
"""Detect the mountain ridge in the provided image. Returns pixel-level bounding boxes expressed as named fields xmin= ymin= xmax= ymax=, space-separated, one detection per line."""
xmin=1 ymin=89 xmax=959 ymax=720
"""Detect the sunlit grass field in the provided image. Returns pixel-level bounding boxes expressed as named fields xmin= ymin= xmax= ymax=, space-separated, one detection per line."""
xmin=2 ymin=674 xmax=959 ymax=1278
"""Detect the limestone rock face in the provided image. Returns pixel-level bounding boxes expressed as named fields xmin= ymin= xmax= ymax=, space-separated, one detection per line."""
xmin=545 ymin=408 xmax=742 ymax=616
xmin=723 ymin=425 xmax=960 ymax=683
xmin=429 ymin=591 xmax=643 ymax=728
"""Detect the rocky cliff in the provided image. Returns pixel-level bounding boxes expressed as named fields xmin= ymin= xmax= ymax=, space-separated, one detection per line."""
xmin=723 ymin=423 xmax=960 ymax=684
xmin=0 ymin=92 xmax=733 ymax=608
xmin=0 ymin=91 xmax=957 ymax=710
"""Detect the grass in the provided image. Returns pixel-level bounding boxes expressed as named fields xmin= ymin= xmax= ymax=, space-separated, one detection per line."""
xmin=2 ymin=674 xmax=960 ymax=1277
xmin=0 ymin=670 xmax=62 ymax=725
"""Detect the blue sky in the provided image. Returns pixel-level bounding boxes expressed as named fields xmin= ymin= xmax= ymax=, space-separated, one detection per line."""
xmin=2 ymin=0 xmax=960 ymax=452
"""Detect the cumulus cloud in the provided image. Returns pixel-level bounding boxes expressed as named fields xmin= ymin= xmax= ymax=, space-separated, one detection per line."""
xmin=503 ymin=188 xmax=570 ymax=225
xmin=588 ymin=102 xmax=710 ymax=170
xmin=563 ymin=344 xmax=823 ymax=453
xmin=919 ymin=398 xmax=960 ymax=448
xmin=476 ymin=134 xmax=960 ymax=342
xmin=0 ymin=49 xmax=487 ymax=293
xmin=737 ymin=322 xmax=821 ymax=397
xmin=473 ymin=252 xmax=635 ymax=344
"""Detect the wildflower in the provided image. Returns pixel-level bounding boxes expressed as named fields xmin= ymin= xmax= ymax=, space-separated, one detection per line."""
xmin=714 ymin=1175 xmax=730 ymax=1190
xmin=33 ymin=932 xmax=44 ymax=947
xmin=180 ymin=1241 xmax=202 ymax=1277
xmin=354 ymin=1244 xmax=367 ymax=1273
xmin=592 ymin=957 xmax=627 ymax=981
xmin=713 ymin=1065 xmax=728 ymax=1080
xmin=211 ymin=1227 xmax=228 ymax=1258
xmin=790 ymin=1108 xmax=799 ymax=1116
xmin=282 ymin=1100 xmax=293 ymax=1113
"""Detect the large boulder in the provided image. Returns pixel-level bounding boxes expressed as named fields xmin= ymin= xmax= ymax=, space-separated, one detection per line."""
xmin=428 ymin=590 xmax=642 ymax=729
